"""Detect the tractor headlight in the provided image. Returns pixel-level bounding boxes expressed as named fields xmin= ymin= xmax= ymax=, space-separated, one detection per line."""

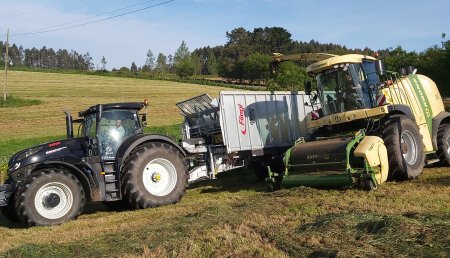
xmin=12 ymin=162 xmax=21 ymax=171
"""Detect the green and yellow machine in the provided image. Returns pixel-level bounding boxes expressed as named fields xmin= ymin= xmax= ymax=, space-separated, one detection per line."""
xmin=267 ymin=53 xmax=450 ymax=191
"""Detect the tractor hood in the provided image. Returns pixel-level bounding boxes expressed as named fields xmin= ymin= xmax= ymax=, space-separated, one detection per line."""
xmin=8 ymin=138 xmax=85 ymax=175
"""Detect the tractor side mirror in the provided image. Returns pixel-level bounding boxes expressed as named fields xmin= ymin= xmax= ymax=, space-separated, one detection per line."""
xmin=141 ymin=114 xmax=148 ymax=127
xmin=375 ymin=60 xmax=386 ymax=76
xmin=304 ymin=81 xmax=312 ymax=95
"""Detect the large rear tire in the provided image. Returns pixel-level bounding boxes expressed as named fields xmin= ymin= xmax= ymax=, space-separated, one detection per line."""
xmin=436 ymin=124 xmax=450 ymax=166
xmin=122 ymin=142 xmax=188 ymax=209
xmin=15 ymin=169 xmax=85 ymax=226
xmin=382 ymin=116 xmax=425 ymax=180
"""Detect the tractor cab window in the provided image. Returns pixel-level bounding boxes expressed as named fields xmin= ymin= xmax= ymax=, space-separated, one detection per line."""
xmin=98 ymin=109 xmax=141 ymax=160
xmin=83 ymin=114 xmax=97 ymax=138
xmin=316 ymin=64 xmax=371 ymax=116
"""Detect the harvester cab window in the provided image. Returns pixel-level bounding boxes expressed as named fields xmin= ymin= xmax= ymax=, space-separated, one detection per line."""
xmin=316 ymin=66 xmax=365 ymax=116
xmin=98 ymin=110 xmax=141 ymax=160
xmin=347 ymin=63 xmax=372 ymax=109
xmin=361 ymin=60 xmax=380 ymax=107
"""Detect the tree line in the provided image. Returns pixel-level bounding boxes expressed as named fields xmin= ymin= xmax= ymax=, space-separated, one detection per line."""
xmin=1 ymin=27 xmax=448 ymax=94
xmin=126 ymin=27 xmax=386 ymax=82
xmin=0 ymin=42 xmax=93 ymax=70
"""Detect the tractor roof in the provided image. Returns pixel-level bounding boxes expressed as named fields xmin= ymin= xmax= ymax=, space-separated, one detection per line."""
xmin=306 ymin=54 xmax=376 ymax=74
xmin=79 ymin=102 xmax=144 ymax=117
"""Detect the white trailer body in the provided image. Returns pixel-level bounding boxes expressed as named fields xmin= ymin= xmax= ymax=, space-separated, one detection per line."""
xmin=177 ymin=91 xmax=315 ymax=182
xmin=219 ymin=91 xmax=314 ymax=154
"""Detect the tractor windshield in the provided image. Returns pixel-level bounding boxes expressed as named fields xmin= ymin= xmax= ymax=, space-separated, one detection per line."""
xmin=97 ymin=109 xmax=142 ymax=160
xmin=316 ymin=62 xmax=376 ymax=116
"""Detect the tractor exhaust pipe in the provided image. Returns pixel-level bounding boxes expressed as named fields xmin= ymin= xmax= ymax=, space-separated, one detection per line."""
xmin=63 ymin=110 xmax=73 ymax=138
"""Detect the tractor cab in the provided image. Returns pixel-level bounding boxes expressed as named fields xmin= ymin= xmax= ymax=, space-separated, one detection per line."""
xmin=76 ymin=102 xmax=147 ymax=160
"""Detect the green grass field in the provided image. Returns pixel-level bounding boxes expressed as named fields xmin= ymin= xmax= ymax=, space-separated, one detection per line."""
xmin=0 ymin=71 xmax=448 ymax=256
xmin=0 ymin=71 xmax=233 ymax=141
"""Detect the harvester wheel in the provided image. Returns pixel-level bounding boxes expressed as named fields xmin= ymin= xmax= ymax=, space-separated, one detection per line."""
xmin=14 ymin=169 xmax=85 ymax=226
xmin=122 ymin=142 xmax=188 ymax=209
xmin=266 ymin=181 xmax=281 ymax=192
xmin=267 ymin=182 xmax=275 ymax=192
xmin=382 ymin=116 xmax=425 ymax=180
xmin=436 ymin=124 xmax=450 ymax=166
xmin=362 ymin=179 xmax=378 ymax=191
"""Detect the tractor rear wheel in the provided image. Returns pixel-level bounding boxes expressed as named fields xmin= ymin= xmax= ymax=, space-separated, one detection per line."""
xmin=382 ymin=116 xmax=425 ymax=180
xmin=122 ymin=142 xmax=188 ymax=209
xmin=436 ymin=124 xmax=450 ymax=166
xmin=15 ymin=169 xmax=85 ymax=226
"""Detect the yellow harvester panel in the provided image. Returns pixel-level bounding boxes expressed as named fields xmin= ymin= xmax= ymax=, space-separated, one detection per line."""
xmin=354 ymin=136 xmax=389 ymax=184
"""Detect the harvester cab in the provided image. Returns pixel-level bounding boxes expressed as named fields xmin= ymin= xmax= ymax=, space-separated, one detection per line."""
xmin=268 ymin=53 xmax=450 ymax=191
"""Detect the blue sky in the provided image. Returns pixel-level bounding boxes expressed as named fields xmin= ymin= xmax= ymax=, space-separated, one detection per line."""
xmin=0 ymin=0 xmax=449 ymax=69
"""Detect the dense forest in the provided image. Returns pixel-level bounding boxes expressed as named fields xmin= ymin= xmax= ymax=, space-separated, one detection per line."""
xmin=1 ymin=27 xmax=449 ymax=94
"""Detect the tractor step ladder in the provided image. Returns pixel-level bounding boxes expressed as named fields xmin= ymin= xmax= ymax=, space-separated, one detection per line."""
xmin=103 ymin=161 xmax=121 ymax=201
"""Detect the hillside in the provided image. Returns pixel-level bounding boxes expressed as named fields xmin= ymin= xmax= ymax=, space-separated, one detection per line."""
xmin=0 ymin=71 xmax=232 ymax=141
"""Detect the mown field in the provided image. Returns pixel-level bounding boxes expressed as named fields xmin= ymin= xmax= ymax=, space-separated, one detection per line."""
xmin=0 ymin=167 xmax=448 ymax=257
xmin=0 ymin=71 xmax=232 ymax=141
xmin=0 ymin=71 xmax=448 ymax=257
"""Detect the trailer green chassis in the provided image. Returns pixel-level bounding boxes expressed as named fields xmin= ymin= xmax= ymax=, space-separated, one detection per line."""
xmin=266 ymin=130 xmax=379 ymax=191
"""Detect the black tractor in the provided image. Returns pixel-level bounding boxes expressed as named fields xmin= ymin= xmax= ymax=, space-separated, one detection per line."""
xmin=0 ymin=101 xmax=188 ymax=226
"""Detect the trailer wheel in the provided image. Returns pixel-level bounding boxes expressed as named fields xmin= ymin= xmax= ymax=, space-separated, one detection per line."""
xmin=253 ymin=162 xmax=269 ymax=181
xmin=15 ymin=169 xmax=85 ymax=226
xmin=382 ymin=116 xmax=425 ymax=180
xmin=253 ymin=158 xmax=284 ymax=181
xmin=436 ymin=124 xmax=450 ymax=166
xmin=123 ymin=142 xmax=188 ymax=209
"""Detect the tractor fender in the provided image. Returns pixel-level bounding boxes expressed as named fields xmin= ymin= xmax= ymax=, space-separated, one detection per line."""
xmin=116 ymin=133 xmax=186 ymax=171
xmin=432 ymin=111 xmax=450 ymax=150
xmin=23 ymin=161 xmax=94 ymax=200
xmin=387 ymin=105 xmax=415 ymax=122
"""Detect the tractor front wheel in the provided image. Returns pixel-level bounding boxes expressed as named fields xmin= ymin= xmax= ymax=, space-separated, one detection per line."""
xmin=382 ymin=116 xmax=425 ymax=180
xmin=437 ymin=124 xmax=450 ymax=166
xmin=15 ymin=169 xmax=85 ymax=226
xmin=122 ymin=142 xmax=188 ymax=209
xmin=1 ymin=194 xmax=20 ymax=222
